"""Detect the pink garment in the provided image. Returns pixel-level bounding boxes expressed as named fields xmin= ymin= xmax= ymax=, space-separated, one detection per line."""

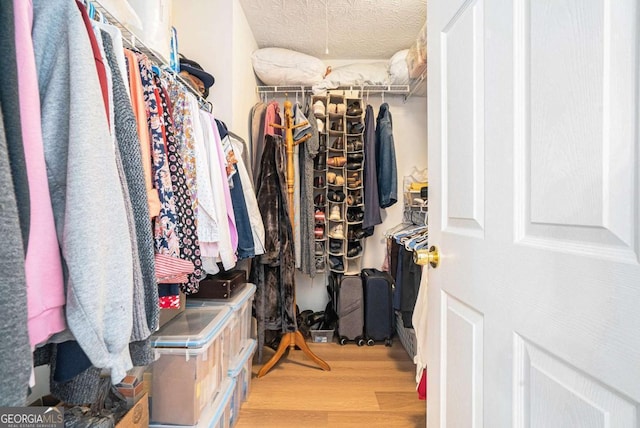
xmin=123 ymin=49 xmax=161 ymax=218
xmin=263 ymin=101 xmax=280 ymax=136
xmin=13 ymin=0 xmax=66 ymax=348
xmin=155 ymin=253 xmax=194 ymax=284
xmin=209 ymin=114 xmax=238 ymax=255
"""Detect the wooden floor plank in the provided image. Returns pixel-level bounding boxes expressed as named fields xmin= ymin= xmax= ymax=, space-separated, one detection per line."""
xmin=236 ymin=341 xmax=426 ymax=427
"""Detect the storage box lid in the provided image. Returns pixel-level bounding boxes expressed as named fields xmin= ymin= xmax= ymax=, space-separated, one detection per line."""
xmin=151 ymin=306 xmax=231 ymax=348
xmin=186 ymin=283 xmax=257 ymax=311
xmin=228 ymin=339 xmax=257 ymax=377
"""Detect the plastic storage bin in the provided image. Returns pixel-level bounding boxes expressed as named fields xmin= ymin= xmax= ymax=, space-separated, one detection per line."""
xmin=150 ymin=377 xmax=236 ymax=428
xmin=187 ymin=283 xmax=256 ymax=360
xmin=150 ymin=306 xmax=232 ymax=426
xmin=310 ymin=329 xmax=335 ymax=343
xmin=228 ymin=339 xmax=257 ymax=427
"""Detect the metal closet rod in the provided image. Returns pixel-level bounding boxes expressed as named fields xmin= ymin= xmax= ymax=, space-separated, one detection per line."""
xmin=91 ymin=0 xmax=213 ymax=113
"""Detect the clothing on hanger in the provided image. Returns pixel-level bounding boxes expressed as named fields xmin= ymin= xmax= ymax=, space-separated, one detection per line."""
xmin=375 ymin=102 xmax=398 ymax=208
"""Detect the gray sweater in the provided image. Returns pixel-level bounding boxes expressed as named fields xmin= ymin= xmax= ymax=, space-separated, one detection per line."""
xmin=0 ymin=100 xmax=31 ymax=407
xmin=102 ymin=30 xmax=158 ymax=338
xmin=33 ymin=0 xmax=134 ymax=383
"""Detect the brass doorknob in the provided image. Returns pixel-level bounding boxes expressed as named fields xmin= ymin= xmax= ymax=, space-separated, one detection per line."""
xmin=414 ymin=245 xmax=440 ymax=268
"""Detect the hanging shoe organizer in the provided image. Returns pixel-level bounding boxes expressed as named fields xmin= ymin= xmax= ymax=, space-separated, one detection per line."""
xmin=312 ymin=90 xmax=366 ymax=275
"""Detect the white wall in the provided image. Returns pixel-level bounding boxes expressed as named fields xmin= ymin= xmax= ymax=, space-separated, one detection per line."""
xmin=296 ymin=94 xmax=428 ymax=312
xmin=173 ymin=0 xmax=258 ymax=137
xmin=231 ymin=1 xmax=260 ymax=142
xmin=172 ymin=0 xmax=237 ymax=128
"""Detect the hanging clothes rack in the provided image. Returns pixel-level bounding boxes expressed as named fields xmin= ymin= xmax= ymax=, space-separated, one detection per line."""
xmin=256 ymin=80 xmax=426 ymax=103
xmin=256 ymin=84 xmax=411 ymax=95
xmin=91 ymin=0 xmax=213 ymax=112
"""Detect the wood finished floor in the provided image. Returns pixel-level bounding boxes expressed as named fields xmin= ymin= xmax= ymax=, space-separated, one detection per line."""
xmin=237 ymin=341 xmax=426 ymax=428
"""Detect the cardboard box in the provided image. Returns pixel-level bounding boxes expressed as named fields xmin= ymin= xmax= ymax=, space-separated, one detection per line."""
xmin=29 ymin=395 xmax=61 ymax=407
xmin=116 ymin=368 xmax=147 ymax=406
xmin=116 ymin=393 xmax=148 ymax=428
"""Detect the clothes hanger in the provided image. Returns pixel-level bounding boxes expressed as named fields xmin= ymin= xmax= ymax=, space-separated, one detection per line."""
xmin=385 ymin=222 xmax=414 ymax=238
xmin=394 ymin=224 xmax=428 ymax=241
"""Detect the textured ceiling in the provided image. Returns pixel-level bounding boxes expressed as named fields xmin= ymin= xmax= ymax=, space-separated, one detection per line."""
xmin=238 ymin=0 xmax=426 ymax=60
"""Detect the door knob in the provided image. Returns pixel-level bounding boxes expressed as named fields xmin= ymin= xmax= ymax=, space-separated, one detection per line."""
xmin=414 ymin=245 xmax=440 ymax=268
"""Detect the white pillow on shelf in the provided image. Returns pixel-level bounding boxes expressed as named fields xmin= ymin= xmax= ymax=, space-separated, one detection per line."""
xmin=388 ymin=49 xmax=410 ymax=85
xmin=251 ymin=47 xmax=327 ymax=86
xmin=324 ymin=62 xmax=390 ymax=86
xmin=312 ymin=61 xmax=390 ymax=93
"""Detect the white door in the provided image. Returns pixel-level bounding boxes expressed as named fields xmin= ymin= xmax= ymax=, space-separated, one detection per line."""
xmin=427 ymin=0 xmax=640 ymax=426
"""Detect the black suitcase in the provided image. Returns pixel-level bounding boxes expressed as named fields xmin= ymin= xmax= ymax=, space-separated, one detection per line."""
xmin=361 ymin=268 xmax=395 ymax=346
xmin=337 ymin=275 xmax=365 ymax=346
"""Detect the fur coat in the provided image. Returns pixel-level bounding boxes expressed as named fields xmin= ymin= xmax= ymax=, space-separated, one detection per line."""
xmin=250 ymin=134 xmax=297 ymax=362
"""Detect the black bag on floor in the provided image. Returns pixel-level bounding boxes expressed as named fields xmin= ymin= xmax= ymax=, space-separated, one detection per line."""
xmin=319 ymin=273 xmax=340 ymax=331
xmin=337 ymin=274 xmax=365 ymax=345
xmin=361 ymin=268 xmax=395 ymax=346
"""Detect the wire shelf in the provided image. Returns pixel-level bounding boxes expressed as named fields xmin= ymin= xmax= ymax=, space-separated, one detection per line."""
xmin=256 ymin=84 xmax=411 ymax=95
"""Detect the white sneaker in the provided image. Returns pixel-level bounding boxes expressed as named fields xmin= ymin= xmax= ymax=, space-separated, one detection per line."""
xmin=329 ymin=224 xmax=344 ymax=239
xmin=329 ymin=205 xmax=341 ymax=221
xmin=313 ymin=100 xmax=325 ymax=116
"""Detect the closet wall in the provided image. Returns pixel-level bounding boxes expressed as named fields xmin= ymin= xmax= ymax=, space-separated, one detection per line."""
xmin=172 ymin=0 xmax=258 ymax=142
xmin=173 ymin=7 xmax=428 ymax=312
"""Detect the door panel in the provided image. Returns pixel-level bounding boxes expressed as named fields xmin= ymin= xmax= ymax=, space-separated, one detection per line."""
xmin=514 ymin=336 xmax=639 ymax=428
xmin=442 ymin=0 xmax=485 ymax=237
xmin=528 ymin=0 xmax=605 ymax=227
xmin=442 ymin=292 xmax=484 ymax=428
xmin=428 ymin=0 xmax=640 ymax=426
xmin=514 ymin=0 xmax=639 ymax=262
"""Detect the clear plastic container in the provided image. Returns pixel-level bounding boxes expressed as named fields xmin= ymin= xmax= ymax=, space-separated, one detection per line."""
xmin=227 ymin=339 xmax=257 ymax=427
xmin=187 ymin=283 xmax=257 ymax=360
xmin=310 ymin=329 xmax=335 ymax=343
xmin=150 ymin=306 xmax=232 ymax=426
xmin=150 ymin=377 xmax=236 ymax=428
